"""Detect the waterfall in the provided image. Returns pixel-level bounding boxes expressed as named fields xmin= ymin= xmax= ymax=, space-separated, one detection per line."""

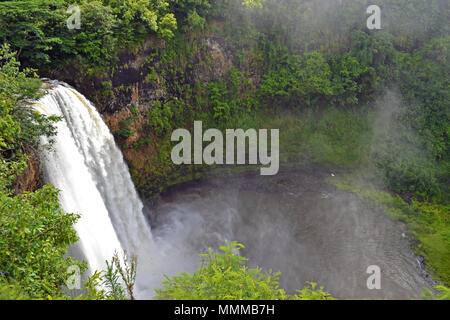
xmin=34 ymin=83 xmax=155 ymax=296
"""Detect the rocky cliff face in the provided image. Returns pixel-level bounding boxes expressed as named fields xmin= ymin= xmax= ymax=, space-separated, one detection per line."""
xmin=46 ymin=33 xmax=235 ymax=113
xmin=43 ymin=29 xmax=260 ymax=199
xmin=13 ymin=151 xmax=42 ymax=194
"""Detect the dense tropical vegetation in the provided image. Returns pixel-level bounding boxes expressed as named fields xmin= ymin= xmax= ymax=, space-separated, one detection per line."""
xmin=0 ymin=0 xmax=448 ymax=300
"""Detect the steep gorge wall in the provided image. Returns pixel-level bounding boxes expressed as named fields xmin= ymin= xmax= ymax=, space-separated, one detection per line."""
xmin=43 ymin=29 xmax=259 ymax=200
xmin=13 ymin=151 xmax=43 ymax=194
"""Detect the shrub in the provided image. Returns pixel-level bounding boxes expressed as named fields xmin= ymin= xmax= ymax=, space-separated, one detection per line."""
xmin=258 ymin=51 xmax=333 ymax=108
xmin=155 ymin=241 xmax=334 ymax=300
xmin=0 ymin=184 xmax=85 ymax=297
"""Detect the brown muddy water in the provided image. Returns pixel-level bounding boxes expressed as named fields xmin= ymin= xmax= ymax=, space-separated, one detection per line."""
xmin=148 ymin=167 xmax=434 ymax=299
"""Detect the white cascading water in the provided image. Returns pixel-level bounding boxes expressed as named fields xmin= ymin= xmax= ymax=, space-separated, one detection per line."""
xmin=34 ymin=83 xmax=155 ymax=297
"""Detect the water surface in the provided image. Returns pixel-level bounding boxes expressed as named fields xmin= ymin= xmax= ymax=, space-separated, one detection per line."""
xmin=149 ymin=168 xmax=433 ymax=299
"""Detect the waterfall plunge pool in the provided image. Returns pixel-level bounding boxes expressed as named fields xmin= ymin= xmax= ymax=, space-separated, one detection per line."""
xmin=148 ymin=168 xmax=435 ymax=300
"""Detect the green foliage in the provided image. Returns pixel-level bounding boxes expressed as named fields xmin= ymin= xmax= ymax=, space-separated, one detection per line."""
xmin=0 ymin=184 xmax=86 ymax=297
xmin=73 ymin=251 xmax=137 ymax=300
xmin=98 ymin=250 xmax=137 ymax=300
xmin=370 ymin=122 xmax=444 ymax=199
xmin=146 ymin=100 xmax=174 ymax=137
xmin=269 ymin=107 xmax=371 ymax=166
xmin=0 ymin=276 xmax=30 ymax=300
xmin=208 ymin=81 xmax=232 ymax=124
xmin=115 ymin=127 xmax=132 ymax=139
xmin=104 ymin=0 xmax=177 ymax=41
xmin=168 ymin=0 xmax=211 ymax=32
xmin=293 ymin=282 xmax=336 ymax=300
xmin=0 ymin=0 xmax=178 ymax=68
xmin=349 ymin=31 xmax=396 ymax=84
xmin=368 ymin=36 xmax=450 ymax=199
xmin=155 ymin=241 xmax=334 ymax=300
xmin=397 ymin=36 xmax=449 ymax=163
xmin=227 ymin=66 xmax=243 ymax=98
xmin=112 ymin=250 xmax=137 ymax=300
xmin=115 ymin=112 xmax=137 ymax=140
xmin=103 ymin=258 xmax=126 ymax=300
xmin=329 ymin=53 xmax=376 ymax=106
xmin=76 ymin=270 xmax=107 ymax=300
xmin=0 ymin=158 xmax=27 ymax=192
xmin=259 ymin=51 xmax=333 ymax=108
xmin=0 ymin=44 xmax=84 ymax=299
xmin=258 ymin=47 xmax=378 ymax=109
xmin=70 ymin=1 xmax=117 ymax=66
xmin=133 ymin=137 xmax=152 ymax=152
xmin=242 ymin=0 xmax=263 ymax=9
xmin=420 ymin=285 xmax=450 ymax=300
xmin=0 ymin=44 xmax=59 ymax=153
xmin=186 ymin=8 xmax=206 ymax=32
xmin=0 ymin=0 xmax=67 ymax=66
xmin=410 ymin=201 xmax=450 ymax=284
